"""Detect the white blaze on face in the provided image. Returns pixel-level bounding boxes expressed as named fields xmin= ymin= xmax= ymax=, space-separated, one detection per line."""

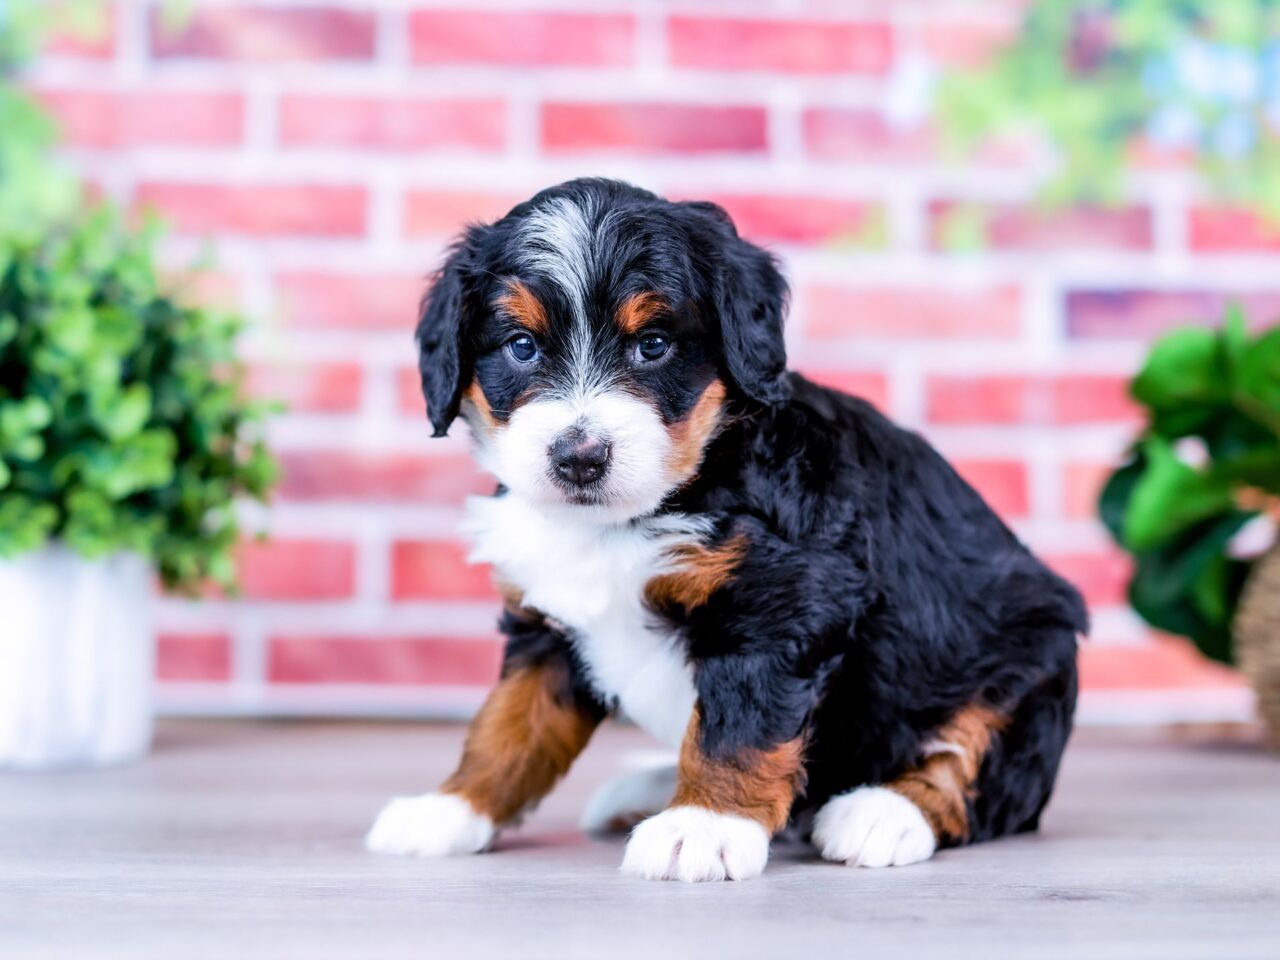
xmin=479 ymin=388 xmax=678 ymax=523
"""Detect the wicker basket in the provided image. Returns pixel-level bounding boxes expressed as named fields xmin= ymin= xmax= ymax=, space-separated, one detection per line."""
xmin=1236 ymin=540 xmax=1280 ymax=750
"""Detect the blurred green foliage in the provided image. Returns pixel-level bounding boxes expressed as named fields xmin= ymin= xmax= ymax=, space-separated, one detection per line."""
xmin=939 ymin=1 xmax=1280 ymax=221
xmin=0 ymin=0 xmax=278 ymax=592
xmin=1100 ymin=310 xmax=1280 ymax=664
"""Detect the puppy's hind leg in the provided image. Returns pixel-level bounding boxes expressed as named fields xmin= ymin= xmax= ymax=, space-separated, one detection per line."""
xmin=580 ymin=763 xmax=677 ymax=834
xmin=812 ymin=702 xmax=1007 ymax=868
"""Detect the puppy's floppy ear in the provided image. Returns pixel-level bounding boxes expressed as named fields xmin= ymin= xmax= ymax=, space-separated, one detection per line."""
xmin=416 ymin=233 xmax=479 ymax=438
xmin=683 ymin=201 xmax=790 ymax=406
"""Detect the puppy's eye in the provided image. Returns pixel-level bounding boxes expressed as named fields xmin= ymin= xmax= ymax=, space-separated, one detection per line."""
xmin=635 ymin=334 xmax=671 ymax=363
xmin=507 ymin=334 xmax=539 ymax=364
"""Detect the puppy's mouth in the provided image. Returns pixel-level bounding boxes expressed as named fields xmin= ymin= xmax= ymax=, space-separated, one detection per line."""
xmin=548 ymin=472 xmax=609 ymax=506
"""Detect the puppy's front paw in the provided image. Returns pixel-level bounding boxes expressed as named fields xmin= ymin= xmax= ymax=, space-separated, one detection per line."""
xmin=620 ymin=806 xmax=769 ymax=882
xmin=812 ymin=786 xmax=936 ymax=868
xmin=365 ymin=792 xmax=495 ymax=858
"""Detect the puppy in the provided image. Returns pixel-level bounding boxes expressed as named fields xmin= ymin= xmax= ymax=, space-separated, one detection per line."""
xmin=366 ymin=178 xmax=1086 ymax=881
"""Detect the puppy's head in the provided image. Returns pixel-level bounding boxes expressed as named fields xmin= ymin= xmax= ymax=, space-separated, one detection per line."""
xmin=417 ymin=178 xmax=788 ymax=523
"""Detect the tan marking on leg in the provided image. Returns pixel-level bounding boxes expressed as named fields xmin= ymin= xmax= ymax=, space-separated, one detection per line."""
xmin=670 ymin=708 xmax=805 ymax=835
xmin=442 ymin=664 xmax=599 ymax=824
xmin=615 ymin=291 xmax=667 ymax=335
xmin=645 ymin=534 xmax=746 ymax=613
xmin=888 ymin=704 xmax=1007 ymax=844
xmin=495 ymin=280 xmax=548 ymax=335
xmin=666 ymin=379 xmax=727 ymax=479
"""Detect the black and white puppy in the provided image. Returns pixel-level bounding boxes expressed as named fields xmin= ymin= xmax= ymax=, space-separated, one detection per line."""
xmin=366 ymin=178 xmax=1086 ymax=882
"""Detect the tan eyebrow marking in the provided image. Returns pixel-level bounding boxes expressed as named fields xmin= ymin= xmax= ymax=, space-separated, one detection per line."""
xmin=495 ymin=280 xmax=548 ymax=335
xmin=616 ymin=292 xmax=667 ymax=335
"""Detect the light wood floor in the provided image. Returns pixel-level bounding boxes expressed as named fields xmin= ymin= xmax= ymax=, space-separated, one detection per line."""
xmin=1 ymin=720 xmax=1278 ymax=959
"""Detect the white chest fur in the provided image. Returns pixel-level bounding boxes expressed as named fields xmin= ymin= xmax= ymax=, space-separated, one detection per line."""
xmin=463 ymin=494 xmax=702 ymax=748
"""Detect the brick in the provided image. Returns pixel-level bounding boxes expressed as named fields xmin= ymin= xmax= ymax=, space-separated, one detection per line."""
xmin=930 ymin=202 xmax=1153 ymax=252
xmin=157 ymin=632 xmax=232 ymax=683
xmin=278 ymin=452 xmax=491 ymax=503
xmin=794 ymin=368 xmax=890 ymax=411
xmin=391 ymin=541 xmax=496 ymax=602
xmin=279 ymin=96 xmax=507 ymax=152
xmin=269 ymin=635 xmax=503 ymax=686
xmin=274 ymin=272 xmax=423 ymax=331
xmin=803 ymin=108 xmax=933 ymax=163
xmin=410 ymin=11 xmax=634 ymax=67
xmin=37 ymin=89 xmax=244 ymax=149
xmin=1063 ymin=461 xmax=1113 ymax=520
xmin=249 ymin=362 xmax=363 ymax=414
xmin=136 ymin=183 xmax=366 ymax=237
xmin=1065 ymin=290 xmax=1280 ymax=339
xmin=542 ymin=102 xmax=768 ymax=155
xmin=668 ymin=17 xmax=893 ymax=75
xmin=398 ymin=367 xmax=426 ymax=417
xmin=694 ymin=193 xmax=881 ymax=246
xmin=952 ymin=459 xmax=1029 ymax=518
xmin=1044 ymin=550 xmax=1132 ymax=608
xmin=925 ymin=374 xmax=1139 ymax=425
xmin=150 ymin=5 xmax=376 ymax=61
xmin=918 ymin=18 xmax=1020 ymax=68
xmin=235 ymin=539 xmax=355 ymax=600
xmin=1079 ymin=637 xmax=1243 ymax=691
xmin=807 ymin=285 xmax=1022 ymax=339
xmin=1189 ymin=207 xmax=1280 ymax=252
xmin=403 ymin=190 xmax=524 ymax=237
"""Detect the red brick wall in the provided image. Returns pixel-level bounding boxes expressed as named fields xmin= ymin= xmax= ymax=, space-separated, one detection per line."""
xmin=32 ymin=1 xmax=1256 ymax=723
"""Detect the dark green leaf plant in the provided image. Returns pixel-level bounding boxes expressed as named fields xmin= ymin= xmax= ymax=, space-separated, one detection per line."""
xmin=1100 ymin=308 xmax=1280 ymax=664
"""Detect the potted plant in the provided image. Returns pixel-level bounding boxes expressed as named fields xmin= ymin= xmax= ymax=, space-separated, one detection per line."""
xmin=0 ymin=7 xmax=277 ymax=768
xmin=1100 ymin=309 xmax=1280 ymax=745
xmin=0 ymin=205 xmax=278 ymax=769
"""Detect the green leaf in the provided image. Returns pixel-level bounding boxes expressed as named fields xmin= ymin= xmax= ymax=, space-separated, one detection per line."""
xmin=0 ymin=314 xmax=18 ymax=349
xmin=0 ymin=460 xmax=10 ymax=490
xmin=81 ymin=429 xmax=177 ymax=500
xmin=1131 ymin=326 xmax=1226 ymax=413
xmin=1127 ymin=511 xmax=1254 ymax=664
xmin=1221 ymin=303 xmax=1250 ymax=368
xmin=1123 ymin=437 xmax=1237 ymax=548
xmin=1 ymin=396 xmax=52 ymax=436
xmin=1237 ymin=325 xmax=1280 ymax=416
xmin=0 ymin=496 xmax=58 ymax=558
xmin=90 ymin=383 xmax=152 ymax=442
xmin=1098 ymin=453 xmax=1144 ymax=542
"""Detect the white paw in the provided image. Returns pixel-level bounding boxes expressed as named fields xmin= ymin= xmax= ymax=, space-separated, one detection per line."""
xmin=580 ymin=765 xmax=677 ymax=834
xmin=812 ymin=786 xmax=937 ymax=868
xmin=620 ymin=806 xmax=769 ymax=882
xmin=365 ymin=792 xmax=495 ymax=858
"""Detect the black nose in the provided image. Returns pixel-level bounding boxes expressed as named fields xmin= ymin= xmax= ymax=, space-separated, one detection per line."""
xmin=550 ymin=431 xmax=610 ymax=487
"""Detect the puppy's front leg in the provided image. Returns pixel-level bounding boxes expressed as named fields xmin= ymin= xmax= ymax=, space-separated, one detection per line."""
xmin=621 ymin=705 xmax=805 ymax=882
xmin=368 ymin=614 xmax=605 ymax=857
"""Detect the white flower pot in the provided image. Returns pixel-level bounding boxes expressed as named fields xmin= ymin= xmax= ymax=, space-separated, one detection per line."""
xmin=0 ymin=547 xmax=154 ymax=769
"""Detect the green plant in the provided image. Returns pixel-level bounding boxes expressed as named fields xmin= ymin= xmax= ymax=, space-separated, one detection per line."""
xmin=0 ymin=0 xmax=278 ymax=591
xmin=1100 ymin=308 xmax=1280 ymax=663
xmin=0 ymin=212 xmax=278 ymax=590
xmin=939 ymin=1 xmax=1280 ymax=221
